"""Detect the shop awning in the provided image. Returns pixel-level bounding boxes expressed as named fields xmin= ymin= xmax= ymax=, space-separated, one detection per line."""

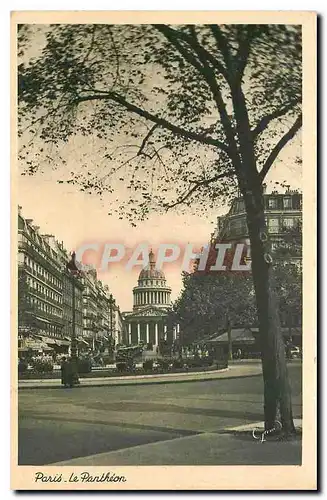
xmin=56 ymin=339 xmax=70 ymax=346
xmin=22 ymin=340 xmax=52 ymax=350
xmin=34 ymin=316 xmax=51 ymax=324
xmin=77 ymin=338 xmax=89 ymax=346
xmin=43 ymin=337 xmax=58 ymax=345
xmin=207 ymin=328 xmax=256 ymax=345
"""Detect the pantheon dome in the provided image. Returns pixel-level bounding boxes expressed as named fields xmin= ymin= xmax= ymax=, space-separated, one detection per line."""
xmin=133 ymin=250 xmax=171 ymax=310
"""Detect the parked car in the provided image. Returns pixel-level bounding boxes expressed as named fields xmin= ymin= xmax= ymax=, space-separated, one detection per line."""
xmin=290 ymin=346 xmax=301 ymax=358
xmin=286 ymin=344 xmax=301 ymax=359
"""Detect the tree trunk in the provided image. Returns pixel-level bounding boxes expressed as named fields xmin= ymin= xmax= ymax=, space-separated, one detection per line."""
xmin=222 ymin=78 xmax=295 ymax=434
xmin=244 ymin=188 xmax=296 ymax=433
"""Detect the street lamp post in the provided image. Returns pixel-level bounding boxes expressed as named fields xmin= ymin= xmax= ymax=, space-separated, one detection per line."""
xmin=226 ymin=313 xmax=233 ymax=361
xmin=66 ymin=251 xmax=82 ymax=383
xmin=109 ymin=293 xmax=115 ymax=356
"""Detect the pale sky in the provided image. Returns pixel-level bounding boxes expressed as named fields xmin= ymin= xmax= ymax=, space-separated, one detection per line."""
xmin=17 ymin=25 xmax=302 ymax=311
xmin=18 ymin=139 xmax=302 ymax=312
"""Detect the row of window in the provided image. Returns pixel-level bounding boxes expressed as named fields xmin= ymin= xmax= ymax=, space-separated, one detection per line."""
xmin=62 ymin=325 xmax=83 ymax=335
xmin=266 ymin=217 xmax=298 ymax=233
xmin=232 ymin=196 xmax=301 ymax=214
xmin=21 ymin=228 xmax=59 ymax=261
xmin=83 ymin=319 xmax=102 ymax=328
xmin=27 ymin=276 xmax=62 ymax=303
xmin=42 ymin=324 xmax=62 ymax=336
xmin=20 ymin=232 xmax=61 ymax=270
xmin=21 ymin=244 xmax=115 ymax=314
xmin=27 ymin=296 xmax=62 ymax=317
xmin=267 ymin=197 xmax=293 ymax=210
xmin=25 ymin=256 xmax=61 ymax=288
xmin=139 ymin=280 xmax=165 ymax=286
xmin=228 ymin=216 xmax=300 ymax=235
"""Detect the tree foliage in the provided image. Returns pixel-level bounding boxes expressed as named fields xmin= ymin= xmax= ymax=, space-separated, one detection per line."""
xmin=171 ymin=270 xmax=257 ymax=344
xmin=171 ymin=226 xmax=302 ymax=345
xmin=18 ymin=24 xmax=301 ymax=220
xmin=273 ymin=225 xmax=302 ymax=329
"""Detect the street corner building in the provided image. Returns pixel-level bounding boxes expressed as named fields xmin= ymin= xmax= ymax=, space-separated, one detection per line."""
xmin=122 ymin=250 xmax=176 ymax=351
xmin=214 ymin=187 xmax=302 ymax=259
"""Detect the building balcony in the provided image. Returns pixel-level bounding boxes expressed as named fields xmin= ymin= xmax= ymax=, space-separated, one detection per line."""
xmin=28 ymin=289 xmax=62 ymax=306
xmin=83 ymin=312 xmax=98 ymax=320
xmin=19 ymin=244 xmax=62 ymax=278
xmin=31 ymin=307 xmax=65 ymax=325
xmin=24 ymin=266 xmax=62 ymax=292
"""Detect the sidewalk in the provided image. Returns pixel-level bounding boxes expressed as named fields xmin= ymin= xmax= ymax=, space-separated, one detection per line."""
xmin=18 ymin=362 xmax=263 ymax=389
xmin=54 ymin=420 xmax=302 ymax=466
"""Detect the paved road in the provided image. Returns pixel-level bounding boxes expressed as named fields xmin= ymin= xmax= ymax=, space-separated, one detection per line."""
xmin=18 ymin=361 xmax=302 ymax=465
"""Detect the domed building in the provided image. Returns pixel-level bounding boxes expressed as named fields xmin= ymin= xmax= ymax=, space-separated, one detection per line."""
xmin=122 ymin=250 xmax=172 ymax=350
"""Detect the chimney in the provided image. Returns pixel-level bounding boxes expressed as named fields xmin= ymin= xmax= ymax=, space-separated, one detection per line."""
xmin=18 ymin=205 xmax=22 ymax=215
xmin=42 ymin=234 xmax=55 ymax=243
xmin=262 ymin=183 xmax=267 ymax=194
xmin=26 ymin=219 xmax=33 ymax=224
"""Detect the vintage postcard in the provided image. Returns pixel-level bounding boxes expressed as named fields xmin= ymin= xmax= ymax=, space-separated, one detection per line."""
xmin=11 ymin=11 xmax=317 ymax=490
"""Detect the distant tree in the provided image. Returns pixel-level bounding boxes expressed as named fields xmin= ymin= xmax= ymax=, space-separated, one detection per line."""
xmin=273 ymin=224 xmax=302 ymax=336
xmin=172 ymin=248 xmax=257 ymax=345
xmin=18 ymin=23 xmax=302 ymax=433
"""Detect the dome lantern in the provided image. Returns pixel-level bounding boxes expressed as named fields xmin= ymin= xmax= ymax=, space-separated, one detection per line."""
xmin=133 ymin=250 xmax=171 ymax=310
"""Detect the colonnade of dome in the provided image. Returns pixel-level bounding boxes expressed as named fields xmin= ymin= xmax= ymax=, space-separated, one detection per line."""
xmin=133 ymin=250 xmax=171 ymax=310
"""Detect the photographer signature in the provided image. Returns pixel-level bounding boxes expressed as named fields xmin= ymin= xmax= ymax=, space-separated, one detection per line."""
xmin=252 ymin=420 xmax=282 ymax=443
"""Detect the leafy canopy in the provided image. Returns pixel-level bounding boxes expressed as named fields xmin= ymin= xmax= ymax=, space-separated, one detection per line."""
xmin=18 ymin=24 xmax=302 ymax=222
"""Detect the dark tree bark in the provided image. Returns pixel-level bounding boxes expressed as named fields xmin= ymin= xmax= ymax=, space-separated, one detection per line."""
xmin=242 ymin=183 xmax=296 ymax=433
xmin=228 ymin=75 xmax=296 ymax=433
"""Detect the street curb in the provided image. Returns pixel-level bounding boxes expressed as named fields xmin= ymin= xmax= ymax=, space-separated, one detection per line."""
xmin=17 ymin=368 xmax=264 ymax=390
xmin=224 ymin=419 xmax=303 ymax=432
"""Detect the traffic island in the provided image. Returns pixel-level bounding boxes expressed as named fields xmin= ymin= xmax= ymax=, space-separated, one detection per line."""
xmin=18 ymin=362 xmax=265 ymax=389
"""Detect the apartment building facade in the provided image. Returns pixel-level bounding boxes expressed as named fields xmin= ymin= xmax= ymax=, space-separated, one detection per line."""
xmin=215 ymin=188 xmax=302 ymax=254
xmin=17 ymin=207 xmax=122 ymax=356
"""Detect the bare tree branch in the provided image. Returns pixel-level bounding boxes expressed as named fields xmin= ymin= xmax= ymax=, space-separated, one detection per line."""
xmin=154 ymin=25 xmax=239 ymax=165
xmin=163 ymin=170 xmax=235 ymax=210
xmin=259 ymin=115 xmax=302 ymax=182
xmin=235 ymin=26 xmax=257 ymax=79
xmin=154 ymin=24 xmax=229 ymax=80
xmin=137 ymin=124 xmax=158 ymax=156
xmin=106 ymin=26 xmax=122 ymax=90
xmin=252 ymin=100 xmax=300 ymax=139
xmin=209 ymin=25 xmax=232 ymax=68
xmin=74 ymin=91 xmax=230 ymax=153
xmin=154 ymin=26 xmax=206 ymax=76
xmin=186 ymin=26 xmax=239 ymax=161
xmin=80 ymin=25 xmax=97 ymax=66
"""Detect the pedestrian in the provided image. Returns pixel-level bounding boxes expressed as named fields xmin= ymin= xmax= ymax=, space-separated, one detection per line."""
xmin=60 ymin=357 xmax=68 ymax=387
